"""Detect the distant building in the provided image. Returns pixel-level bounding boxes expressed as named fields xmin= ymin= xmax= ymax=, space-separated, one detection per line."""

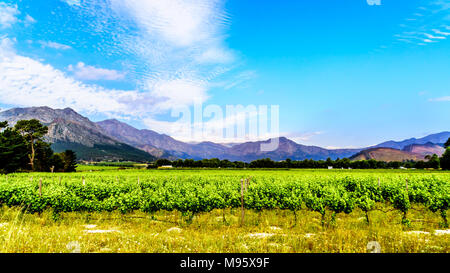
xmin=159 ymin=165 xmax=173 ymax=169
xmin=328 ymin=166 xmax=333 ymax=169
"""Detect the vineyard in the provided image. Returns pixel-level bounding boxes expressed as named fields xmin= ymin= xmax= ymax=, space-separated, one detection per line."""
xmin=0 ymin=169 xmax=449 ymax=228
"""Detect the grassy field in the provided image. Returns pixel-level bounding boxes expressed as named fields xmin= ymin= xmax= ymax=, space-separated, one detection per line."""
xmin=0 ymin=168 xmax=449 ymax=253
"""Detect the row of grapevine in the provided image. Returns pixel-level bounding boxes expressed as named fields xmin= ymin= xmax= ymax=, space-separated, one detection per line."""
xmin=0 ymin=171 xmax=448 ymax=226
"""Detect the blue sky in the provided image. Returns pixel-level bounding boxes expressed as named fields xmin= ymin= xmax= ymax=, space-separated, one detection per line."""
xmin=0 ymin=0 xmax=449 ymax=148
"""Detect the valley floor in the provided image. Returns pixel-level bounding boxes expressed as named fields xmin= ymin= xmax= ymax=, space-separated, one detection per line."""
xmin=0 ymin=205 xmax=448 ymax=253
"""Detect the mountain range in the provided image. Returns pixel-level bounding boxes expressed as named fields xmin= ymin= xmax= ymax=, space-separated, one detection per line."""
xmin=0 ymin=106 xmax=448 ymax=162
xmin=0 ymin=107 xmax=155 ymax=162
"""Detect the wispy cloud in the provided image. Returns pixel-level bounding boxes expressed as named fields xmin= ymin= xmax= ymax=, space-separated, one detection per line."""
xmin=24 ymin=14 xmax=36 ymax=25
xmin=394 ymin=1 xmax=450 ymax=46
xmin=221 ymin=70 xmax=257 ymax=90
xmin=143 ymin=106 xmax=279 ymax=143
xmin=0 ymin=0 xmax=246 ymax=140
xmin=68 ymin=62 xmax=126 ymax=81
xmin=286 ymin=131 xmax=323 ymax=144
xmin=0 ymin=37 xmax=139 ymax=117
xmin=39 ymin=41 xmax=72 ymax=50
xmin=429 ymin=96 xmax=450 ymax=102
xmin=61 ymin=0 xmax=81 ymax=6
xmin=0 ymin=2 xmax=19 ymax=29
xmin=432 ymin=29 xmax=450 ymax=35
xmin=102 ymin=0 xmax=235 ymax=110
xmin=47 ymin=0 xmax=238 ymax=115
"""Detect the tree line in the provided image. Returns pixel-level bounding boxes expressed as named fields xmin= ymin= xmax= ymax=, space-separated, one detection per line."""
xmin=0 ymin=119 xmax=77 ymax=174
xmin=151 ymin=138 xmax=450 ymax=170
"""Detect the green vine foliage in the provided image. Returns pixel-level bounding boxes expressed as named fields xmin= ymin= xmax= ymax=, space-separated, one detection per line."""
xmin=0 ymin=172 xmax=448 ymax=226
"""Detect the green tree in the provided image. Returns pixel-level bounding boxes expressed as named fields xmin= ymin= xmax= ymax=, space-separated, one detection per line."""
xmin=445 ymin=137 xmax=450 ymax=149
xmin=61 ymin=150 xmax=77 ymax=172
xmin=33 ymin=141 xmax=54 ymax=172
xmin=426 ymin=154 xmax=440 ymax=169
xmin=155 ymin=158 xmax=172 ymax=167
xmin=0 ymin=121 xmax=28 ymax=173
xmin=441 ymin=148 xmax=450 ymax=170
xmin=49 ymin=153 xmax=65 ymax=172
xmin=14 ymin=119 xmax=48 ymax=171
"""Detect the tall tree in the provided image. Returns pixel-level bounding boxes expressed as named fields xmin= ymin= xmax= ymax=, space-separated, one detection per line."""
xmin=14 ymin=119 xmax=48 ymax=171
xmin=440 ymin=148 xmax=450 ymax=170
xmin=445 ymin=137 xmax=450 ymax=149
xmin=49 ymin=153 xmax=65 ymax=172
xmin=33 ymin=140 xmax=55 ymax=172
xmin=61 ymin=150 xmax=77 ymax=172
xmin=426 ymin=154 xmax=440 ymax=169
xmin=0 ymin=121 xmax=28 ymax=173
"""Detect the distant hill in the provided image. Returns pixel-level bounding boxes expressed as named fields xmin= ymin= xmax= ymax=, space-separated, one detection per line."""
xmin=374 ymin=132 xmax=450 ymax=150
xmin=2 ymin=106 xmax=448 ymax=163
xmin=97 ymin=119 xmax=230 ymax=160
xmin=0 ymin=107 xmax=155 ymax=162
xmin=402 ymin=142 xmax=445 ymax=157
xmin=349 ymin=147 xmax=424 ymax=162
xmin=223 ymin=137 xmax=361 ymax=162
xmin=97 ymin=119 xmax=363 ymax=161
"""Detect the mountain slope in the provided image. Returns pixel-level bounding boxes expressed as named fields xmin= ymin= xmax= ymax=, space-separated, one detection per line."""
xmin=226 ymin=137 xmax=362 ymax=161
xmin=97 ymin=120 xmax=364 ymax=161
xmin=97 ymin=119 xmax=229 ymax=160
xmin=0 ymin=107 xmax=155 ymax=162
xmin=401 ymin=142 xmax=445 ymax=157
xmin=95 ymin=119 xmax=170 ymax=158
xmin=375 ymin=132 xmax=450 ymax=150
xmin=2 ymin=106 xmax=447 ymax=163
xmin=349 ymin=148 xmax=424 ymax=162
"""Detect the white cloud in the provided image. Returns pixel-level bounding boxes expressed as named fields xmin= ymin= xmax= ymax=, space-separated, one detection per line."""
xmin=68 ymin=62 xmax=126 ymax=81
xmin=432 ymin=29 xmax=450 ymax=35
xmin=24 ymin=14 xmax=36 ymax=25
xmin=287 ymin=131 xmax=323 ymax=144
xmin=62 ymin=0 xmax=81 ymax=6
xmin=222 ymin=70 xmax=257 ymax=90
xmin=39 ymin=41 xmax=72 ymax=50
xmin=143 ymin=105 xmax=279 ymax=143
xmin=423 ymin=33 xmax=446 ymax=39
xmin=324 ymin=145 xmax=361 ymax=149
xmin=0 ymin=36 xmax=207 ymax=121
xmin=0 ymin=37 xmax=139 ymax=116
xmin=0 ymin=1 xmax=245 ymax=139
xmin=432 ymin=0 xmax=450 ymax=12
xmin=429 ymin=96 xmax=450 ymax=102
xmin=0 ymin=37 xmax=15 ymax=55
xmin=394 ymin=2 xmax=450 ymax=46
xmin=110 ymin=0 xmax=228 ymax=48
xmin=147 ymin=78 xmax=209 ymax=112
xmin=99 ymin=0 xmax=238 ymax=117
xmin=195 ymin=47 xmax=235 ymax=64
xmin=0 ymin=3 xmax=19 ymax=29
